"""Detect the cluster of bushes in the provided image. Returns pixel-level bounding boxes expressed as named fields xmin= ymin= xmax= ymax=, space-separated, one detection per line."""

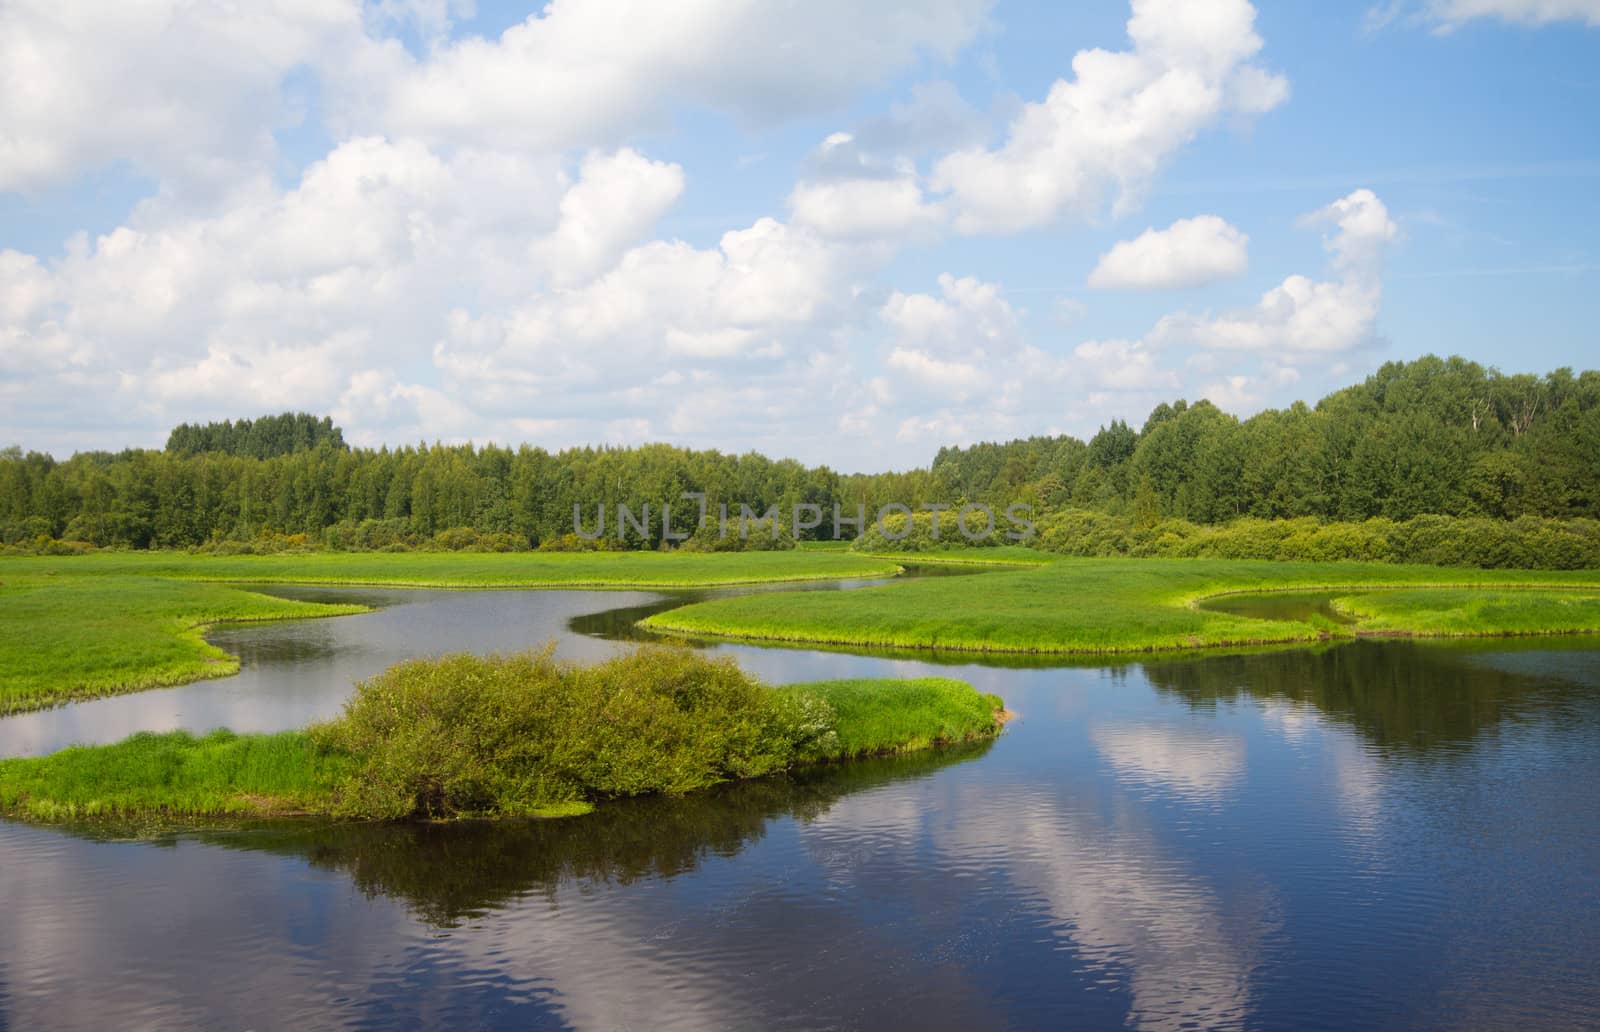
xmin=849 ymin=511 xmax=1014 ymax=553
xmin=677 ymin=515 xmax=798 ymax=552
xmin=849 ymin=509 xmax=1600 ymax=570
xmin=0 ymin=535 xmax=99 ymax=557
xmin=1031 ymin=511 xmax=1600 ymax=569
xmin=310 ymin=646 xmax=842 ymax=818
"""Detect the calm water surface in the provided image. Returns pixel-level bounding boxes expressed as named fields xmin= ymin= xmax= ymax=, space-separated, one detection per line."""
xmin=1 ymin=581 xmax=1597 ymax=1029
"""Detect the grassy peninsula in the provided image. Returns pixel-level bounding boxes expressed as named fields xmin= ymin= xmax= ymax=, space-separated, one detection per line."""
xmin=0 ymin=550 xmax=902 ymax=714
xmin=0 ymin=646 xmax=1005 ymax=827
xmin=0 ymin=573 xmax=366 ymax=714
xmin=641 ymin=558 xmax=1600 ymax=654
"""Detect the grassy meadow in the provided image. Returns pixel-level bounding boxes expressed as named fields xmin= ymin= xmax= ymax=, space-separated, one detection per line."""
xmin=0 ymin=647 xmax=1005 ymax=827
xmin=0 ymin=572 xmax=366 ymax=714
xmin=642 ymin=558 xmax=1600 ymax=654
xmin=0 ymin=549 xmax=903 ymax=588
xmin=0 ymin=549 xmax=902 ymax=713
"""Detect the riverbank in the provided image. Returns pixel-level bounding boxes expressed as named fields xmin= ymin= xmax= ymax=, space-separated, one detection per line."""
xmin=0 ymin=550 xmax=903 ymax=713
xmin=641 ymin=558 xmax=1600 ymax=654
xmin=0 ymin=648 xmax=1004 ymax=829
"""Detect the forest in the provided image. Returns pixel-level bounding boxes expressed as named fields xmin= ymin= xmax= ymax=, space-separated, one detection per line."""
xmin=1 ymin=355 xmax=1597 ymax=556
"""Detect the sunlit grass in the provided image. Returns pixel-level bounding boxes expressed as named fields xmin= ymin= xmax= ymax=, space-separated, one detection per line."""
xmin=643 ymin=558 xmax=1600 ymax=654
xmin=0 ymin=573 xmax=366 ymax=714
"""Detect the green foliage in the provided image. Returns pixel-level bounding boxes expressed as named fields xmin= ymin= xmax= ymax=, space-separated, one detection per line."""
xmin=310 ymin=646 xmax=834 ymax=818
xmin=644 ymin=557 xmax=1600 ymax=654
xmin=165 ymin=412 xmax=346 ymax=458
xmin=849 ymin=510 xmax=1010 ymax=552
xmin=678 ymin=513 xmax=798 ymax=551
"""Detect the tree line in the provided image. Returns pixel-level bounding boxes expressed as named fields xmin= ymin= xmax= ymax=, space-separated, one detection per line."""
xmin=2 ymin=355 xmax=1597 ymax=552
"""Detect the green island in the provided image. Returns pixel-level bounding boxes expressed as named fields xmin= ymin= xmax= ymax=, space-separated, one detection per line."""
xmin=642 ymin=557 xmax=1600 ymax=654
xmin=0 ymin=646 xmax=1005 ymax=827
xmin=0 ymin=550 xmax=900 ymax=714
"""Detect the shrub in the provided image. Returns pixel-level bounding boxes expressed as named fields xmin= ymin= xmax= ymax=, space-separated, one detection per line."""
xmin=310 ymin=645 xmax=838 ymax=819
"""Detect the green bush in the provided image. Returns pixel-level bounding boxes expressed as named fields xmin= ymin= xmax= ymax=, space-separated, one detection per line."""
xmin=310 ymin=645 xmax=837 ymax=819
xmin=850 ymin=510 xmax=1010 ymax=552
xmin=678 ymin=515 xmax=798 ymax=551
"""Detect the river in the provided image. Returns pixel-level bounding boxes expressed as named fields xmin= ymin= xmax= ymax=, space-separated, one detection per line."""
xmin=1 ymin=581 xmax=1597 ymax=1029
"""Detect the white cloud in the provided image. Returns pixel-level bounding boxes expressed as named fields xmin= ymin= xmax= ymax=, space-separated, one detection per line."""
xmin=788 ymin=177 xmax=942 ymax=241
xmin=531 ymin=149 xmax=685 ymax=286
xmin=1 ymin=0 xmax=989 ymax=198
xmin=1150 ymin=189 xmax=1397 ymax=357
xmin=343 ymin=0 xmax=992 ymax=153
xmin=1072 ymin=339 xmax=1182 ymax=391
xmin=1088 ymin=215 xmax=1249 ymax=290
xmin=880 ymin=273 xmax=1020 ymax=358
xmin=0 ymin=0 xmax=362 ymax=196
xmin=931 ymin=0 xmax=1288 ymax=233
xmin=788 ymin=131 xmax=944 ymax=241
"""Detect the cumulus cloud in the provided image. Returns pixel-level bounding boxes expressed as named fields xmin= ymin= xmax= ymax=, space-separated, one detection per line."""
xmin=531 ymin=149 xmax=685 ymax=286
xmin=0 ymin=0 xmax=362 ymax=196
xmin=0 ymin=0 xmax=1324 ymax=464
xmin=931 ymin=0 xmax=1288 ymax=233
xmin=1150 ymin=189 xmax=1396 ymax=357
xmin=1088 ymin=215 xmax=1249 ymax=290
xmin=1 ymin=0 xmax=988 ymax=197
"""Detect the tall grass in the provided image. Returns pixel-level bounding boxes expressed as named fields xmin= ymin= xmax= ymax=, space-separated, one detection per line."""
xmin=788 ymin=678 xmax=1007 ymax=759
xmin=0 ymin=730 xmax=353 ymax=822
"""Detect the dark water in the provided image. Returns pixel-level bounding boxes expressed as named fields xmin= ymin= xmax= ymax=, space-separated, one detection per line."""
xmin=2 ymin=586 xmax=1598 ymax=1029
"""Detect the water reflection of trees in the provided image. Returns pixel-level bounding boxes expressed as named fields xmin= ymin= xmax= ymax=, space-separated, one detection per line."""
xmin=192 ymin=742 xmax=993 ymax=927
xmin=1140 ymin=638 xmax=1598 ymax=751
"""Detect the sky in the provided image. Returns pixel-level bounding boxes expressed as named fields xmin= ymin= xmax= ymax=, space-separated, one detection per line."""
xmin=1 ymin=0 xmax=1597 ymax=470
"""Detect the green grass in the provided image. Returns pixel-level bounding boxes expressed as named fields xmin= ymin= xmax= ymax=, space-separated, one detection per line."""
xmin=0 ymin=729 xmax=355 ymax=823
xmin=784 ymin=678 xmax=1008 ymax=758
xmin=0 ymin=550 xmax=901 ymax=713
xmin=1331 ymin=587 xmax=1600 ymax=636
xmin=642 ymin=558 xmax=1600 ymax=655
xmin=862 ymin=546 xmax=1056 ymax=566
xmin=0 ymin=549 xmax=902 ymax=588
xmin=0 ymin=648 xmax=1005 ymax=829
xmin=0 ymin=573 xmax=366 ymax=714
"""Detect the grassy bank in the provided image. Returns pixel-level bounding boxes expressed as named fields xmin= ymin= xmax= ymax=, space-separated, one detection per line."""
xmin=0 ymin=574 xmax=366 ymax=714
xmin=641 ymin=558 xmax=1600 ymax=655
xmin=0 ymin=550 xmax=902 ymax=713
xmin=0 ymin=647 xmax=1005 ymax=827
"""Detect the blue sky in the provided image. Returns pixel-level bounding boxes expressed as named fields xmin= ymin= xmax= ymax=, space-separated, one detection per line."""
xmin=1 ymin=0 xmax=1597 ymax=468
